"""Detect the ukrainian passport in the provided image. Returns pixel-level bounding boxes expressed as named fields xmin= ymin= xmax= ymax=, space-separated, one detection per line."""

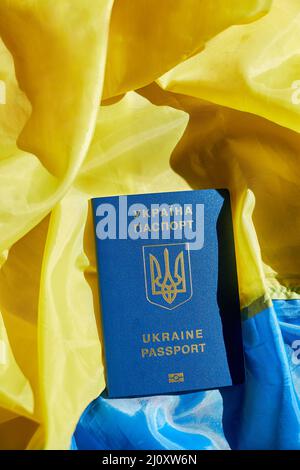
xmin=92 ymin=189 xmax=244 ymax=398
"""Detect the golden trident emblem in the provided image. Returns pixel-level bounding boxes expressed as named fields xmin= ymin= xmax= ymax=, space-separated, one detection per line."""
xmin=149 ymin=248 xmax=187 ymax=304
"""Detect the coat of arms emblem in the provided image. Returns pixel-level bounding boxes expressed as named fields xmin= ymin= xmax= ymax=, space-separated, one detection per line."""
xmin=142 ymin=243 xmax=193 ymax=310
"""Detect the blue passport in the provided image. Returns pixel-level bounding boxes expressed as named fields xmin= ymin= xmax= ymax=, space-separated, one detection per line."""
xmin=92 ymin=189 xmax=244 ymax=398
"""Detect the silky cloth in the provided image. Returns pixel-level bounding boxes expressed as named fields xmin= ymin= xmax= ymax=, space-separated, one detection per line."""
xmin=72 ymin=300 xmax=300 ymax=450
xmin=0 ymin=0 xmax=299 ymax=449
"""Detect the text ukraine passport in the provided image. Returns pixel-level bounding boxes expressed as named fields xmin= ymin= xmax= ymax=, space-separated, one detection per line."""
xmin=92 ymin=189 xmax=244 ymax=398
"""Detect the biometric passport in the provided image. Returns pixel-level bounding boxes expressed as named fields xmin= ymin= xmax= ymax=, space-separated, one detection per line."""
xmin=92 ymin=189 xmax=244 ymax=398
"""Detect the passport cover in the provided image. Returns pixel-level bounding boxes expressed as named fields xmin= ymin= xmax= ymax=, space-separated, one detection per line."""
xmin=92 ymin=189 xmax=244 ymax=398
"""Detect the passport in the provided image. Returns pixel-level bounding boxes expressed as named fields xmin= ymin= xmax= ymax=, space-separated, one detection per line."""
xmin=92 ymin=189 xmax=244 ymax=398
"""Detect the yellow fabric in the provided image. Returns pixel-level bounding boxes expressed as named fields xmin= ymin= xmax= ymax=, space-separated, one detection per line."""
xmin=157 ymin=0 xmax=300 ymax=304
xmin=0 ymin=0 xmax=299 ymax=449
xmin=102 ymin=0 xmax=272 ymax=98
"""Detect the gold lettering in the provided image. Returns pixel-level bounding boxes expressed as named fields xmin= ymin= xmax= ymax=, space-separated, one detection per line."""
xmin=186 ymin=330 xmax=194 ymax=340
xmin=140 ymin=329 xmax=205 ymax=359
xmin=162 ymin=332 xmax=170 ymax=341
xmin=170 ymin=221 xmax=178 ymax=230
xmin=152 ymin=333 xmax=160 ymax=342
xmin=142 ymin=334 xmax=150 ymax=343
xmin=141 ymin=348 xmax=149 ymax=358
xmin=173 ymin=206 xmax=183 ymax=216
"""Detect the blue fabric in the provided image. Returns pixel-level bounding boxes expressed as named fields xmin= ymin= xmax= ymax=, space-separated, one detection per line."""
xmin=72 ymin=300 xmax=300 ymax=450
